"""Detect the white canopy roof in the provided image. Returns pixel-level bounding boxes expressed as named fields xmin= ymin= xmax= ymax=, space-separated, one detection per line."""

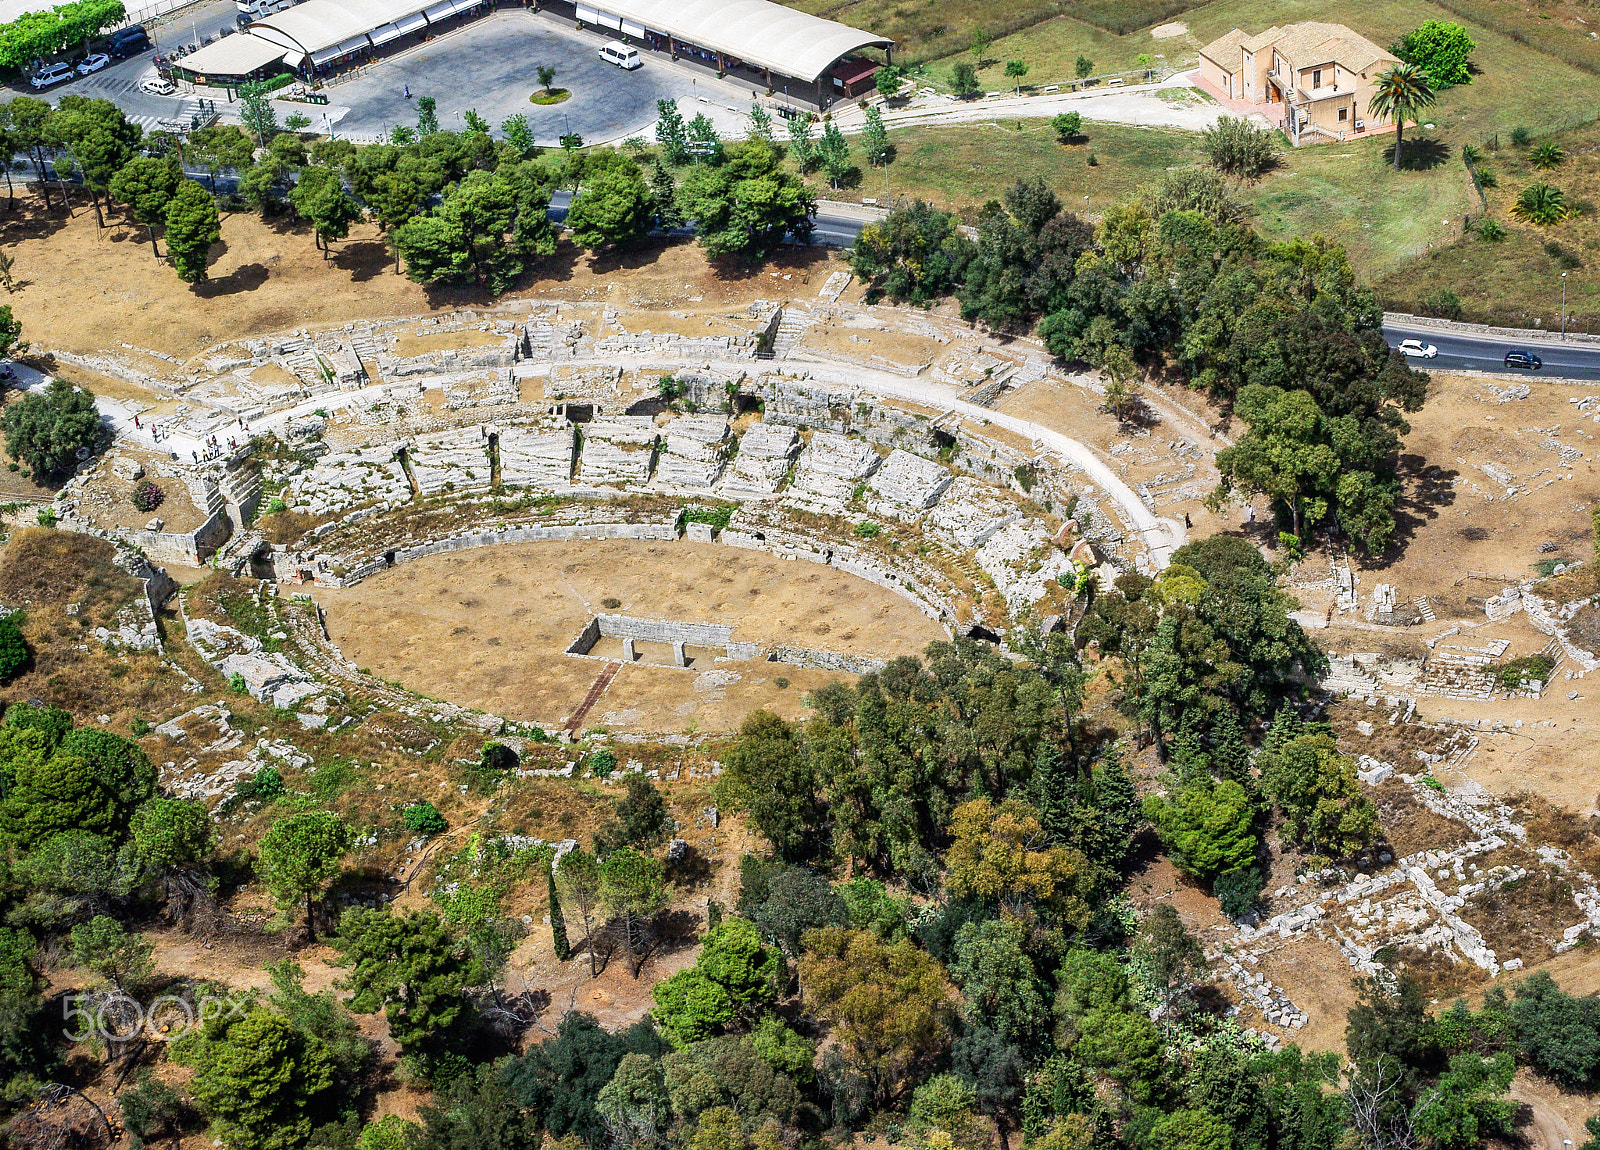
xmin=178 ymin=30 xmax=290 ymax=76
xmin=185 ymin=0 xmax=886 ymax=85
xmin=585 ymin=0 xmax=889 ymax=82
xmin=248 ymin=0 xmax=426 ymax=57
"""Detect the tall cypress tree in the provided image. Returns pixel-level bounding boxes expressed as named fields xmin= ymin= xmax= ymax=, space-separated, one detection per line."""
xmin=1033 ymin=741 xmax=1076 ymax=843
xmin=548 ymin=863 xmax=570 ymax=961
xmin=1093 ymin=747 xmax=1140 ymax=872
xmin=1264 ymin=706 xmax=1304 ymax=753
xmin=1209 ymin=710 xmax=1253 ymax=789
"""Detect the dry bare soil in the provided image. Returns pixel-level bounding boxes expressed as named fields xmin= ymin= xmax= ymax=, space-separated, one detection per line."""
xmin=313 ymin=539 xmax=949 ymax=732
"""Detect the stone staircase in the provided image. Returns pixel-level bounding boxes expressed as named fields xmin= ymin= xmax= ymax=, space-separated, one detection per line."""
xmin=216 ymin=530 xmax=265 ymax=577
xmin=1415 ymin=596 xmax=1436 ymax=622
xmin=765 ymin=310 xmax=812 ymax=359
xmin=1419 ymin=649 xmax=1497 ymax=700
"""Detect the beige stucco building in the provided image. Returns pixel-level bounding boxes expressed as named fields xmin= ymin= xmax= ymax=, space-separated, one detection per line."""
xmin=1197 ymin=22 xmax=1400 ymax=144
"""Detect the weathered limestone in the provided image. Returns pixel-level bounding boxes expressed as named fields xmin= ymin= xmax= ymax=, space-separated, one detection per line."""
xmin=289 ymin=444 xmax=411 ymax=515
xmin=925 ymin=477 xmax=1023 ymax=549
xmin=783 ymin=431 xmax=881 ymax=515
xmin=655 ymin=414 xmax=732 ymax=489
xmin=865 ymin=448 xmax=952 ymax=520
xmin=496 ymin=423 xmax=576 ymax=488
xmin=975 ymin=520 xmax=1078 ymax=609
xmin=720 ymin=422 xmax=799 ymax=498
xmin=406 ymin=429 xmax=493 ymax=497
xmin=579 ymin=417 xmax=658 ymax=486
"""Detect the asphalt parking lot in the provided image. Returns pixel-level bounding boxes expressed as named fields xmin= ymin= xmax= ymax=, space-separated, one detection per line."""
xmin=0 ymin=6 xmax=754 ymax=146
xmin=332 ymin=12 xmax=722 ymax=145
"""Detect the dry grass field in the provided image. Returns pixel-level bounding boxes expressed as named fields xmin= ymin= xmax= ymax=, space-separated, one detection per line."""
xmin=312 ymin=539 xmax=950 ymax=733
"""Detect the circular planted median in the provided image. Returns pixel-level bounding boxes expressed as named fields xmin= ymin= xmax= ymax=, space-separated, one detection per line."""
xmin=530 ymin=88 xmax=571 ymax=105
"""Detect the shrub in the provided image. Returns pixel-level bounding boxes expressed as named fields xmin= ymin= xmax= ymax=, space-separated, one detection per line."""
xmin=402 ymin=802 xmax=448 ymax=836
xmin=130 ymin=482 xmax=164 ymax=513
xmin=1421 ymin=289 xmax=1463 ymax=320
xmin=589 ymin=748 xmax=617 ymax=777
xmin=1495 ymin=654 xmax=1555 ymax=690
xmin=1511 ymin=183 xmax=1570 ymax=226
xmin=1201 ymin=116 xmax=1281 ymax=179
xmin=1510 ymin=126 xmax=1532 ymax=147
xmin=1051 ymin=111 xmax=1083 ymax=143
xmin=854 ymin=521 xmax=882 ymax=539
xmin=130 ymin=718 xmax=152 ymax=737
xmin=0 ymin=614 xmax=26 ymax=682
xmin=1476 ymin=218 xmax=1506 ymax=241
xmin=1214 ymin=866 xmax=1265 ymax=919
xmin=1475 ymin=166 xmax=1497 ymax=188
xmin=1075 ymin=55 xmax=1094 ymax=79
xmin=1531 ymin=142 xmax=1567 ymax=170
xmin=227 ymin=672 xmax=248 ymax=693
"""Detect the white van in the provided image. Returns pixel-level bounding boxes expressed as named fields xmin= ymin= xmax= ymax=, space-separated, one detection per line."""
xmin=599 ymin=41 xmax=642 ymax=69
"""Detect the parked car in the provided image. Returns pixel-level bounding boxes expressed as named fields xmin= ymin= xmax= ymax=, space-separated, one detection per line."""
xmin=29 ymin=61 xmax=75 ymax=87
xmin=139 ymin=73 xmax=177 ymax=94
xmin=1504 ymin=349 xmax=1543 ymax=370
xmin=76 ymin=52 xmax=110 ymax=75
xmin=236 ymin=12 xmax=254 ymax=25
xmin=108 ymin=25 xmax=150 ymax=56
xmin=0 ymin=364 xmax=15 ymax=382
xmin=1395 ymin=338 xmax=1438 ymax=359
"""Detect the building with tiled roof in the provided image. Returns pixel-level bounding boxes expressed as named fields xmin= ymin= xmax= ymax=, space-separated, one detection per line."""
xmin=1197 ymin=21 xmax=1401 ymax=145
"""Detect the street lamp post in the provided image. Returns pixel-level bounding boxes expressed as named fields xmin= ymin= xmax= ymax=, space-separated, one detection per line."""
xmin=1562 ymin=271 xmax=1569 ymax=338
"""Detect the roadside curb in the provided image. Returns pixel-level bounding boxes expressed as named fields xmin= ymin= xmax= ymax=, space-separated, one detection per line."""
xmin=1384 ymin=312 xmax=1600 ymax=349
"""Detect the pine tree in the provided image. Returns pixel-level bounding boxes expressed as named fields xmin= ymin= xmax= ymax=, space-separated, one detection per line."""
xmin=656 ymin=99 xmax=688 ymax=165
xmin=748 ymin=102 xmax=775 ymax=144
xmin=1032 ymin=741 xmax=1076 ymax=843
xmin=819 ymin=122 xmax=851 ymax=188
xmin=1264 ymin=706 xmax=1304 ymax=753
xmin=862 ymin=105 xmax=889 ymax=167
xmin=1209 ymin=711 xmax=1253 ymax=787
xmin=650 ymin=160 xmax=680 ymax=228
xmin=548 ymin=863 xmax=570 ymax=960
xmin=1168 ymin=714 xmax=1211 ymax=785
xmin=787 ymin=113 xmax=815 ymax=173
xmin=1094 ymin=747 xmax=1140 ymax=871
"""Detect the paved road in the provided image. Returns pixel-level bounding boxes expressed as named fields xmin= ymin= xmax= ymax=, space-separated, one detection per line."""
xmin=830 ymin=70 xmax=1226 ymax=136
xmin=1380 ymin=317 xmax=1600 ymax=382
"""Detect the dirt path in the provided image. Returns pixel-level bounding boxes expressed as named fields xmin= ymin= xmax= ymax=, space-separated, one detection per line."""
xmin=1513 ymin=1074 xmax=1585 ymax=1150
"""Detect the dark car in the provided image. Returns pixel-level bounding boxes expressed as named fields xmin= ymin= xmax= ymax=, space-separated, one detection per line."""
xmin=108 ymin=25 xmax=150 ymax=56
xmin=1504 ymin=349 xmax=1543 ymax=370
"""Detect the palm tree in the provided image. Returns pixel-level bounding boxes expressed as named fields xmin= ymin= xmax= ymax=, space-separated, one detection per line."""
xmin=1530 ymin=142 xmax=1566 ymax=170
xmin=1368 ymin=63 xmax=1436 ymax=171
xmin=1510 ymin=183 xmax=1569 ymax=226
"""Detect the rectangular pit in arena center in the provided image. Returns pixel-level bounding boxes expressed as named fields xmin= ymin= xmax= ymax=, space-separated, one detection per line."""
xmin=565 ymin=613 xmax=889 ymax=674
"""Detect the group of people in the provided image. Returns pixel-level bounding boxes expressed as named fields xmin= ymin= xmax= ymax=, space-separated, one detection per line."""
xmin=131 ymin=412 xmax=253 ymax=464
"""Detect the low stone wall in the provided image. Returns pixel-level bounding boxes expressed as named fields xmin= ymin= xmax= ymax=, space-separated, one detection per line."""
xmin=770 ymin=646 xmax=887 ymax=674
xmin=597 ymin=613 xmax=734 ymax=649
xmin=127 ymin=509 xmax=232 ymax=567
xmin=720 ymin=527 xmax=956 ymax=628
xmin=308 ymin=517 xmax=681 ymax=588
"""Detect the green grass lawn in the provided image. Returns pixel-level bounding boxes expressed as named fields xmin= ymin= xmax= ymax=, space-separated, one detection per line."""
xmin=812 ymin=118 xmax=1204 ymax=212
xmin=911 ymin=0 xmax=1600 ymax=141
xmin=1248 ymin=133 xmax=1477 ymax=274
xmin=1369 ymin=119 xmax=1600 ymax=330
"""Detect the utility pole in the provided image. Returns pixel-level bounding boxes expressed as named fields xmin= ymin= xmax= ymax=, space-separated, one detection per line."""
xmin=1562 ymin=271 xmax=1569 ymax=338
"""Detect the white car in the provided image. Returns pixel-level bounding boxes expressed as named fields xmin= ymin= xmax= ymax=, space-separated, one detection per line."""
xmin=1395 ymin=338 xmax=1438 ymax=359
xmin=139 ymin=74 xmax=176 ymax=95
xmin=29 ymin=61 xmax=75 ymax=87
xmin=76 ymin=52 xmax=110 ymax=75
